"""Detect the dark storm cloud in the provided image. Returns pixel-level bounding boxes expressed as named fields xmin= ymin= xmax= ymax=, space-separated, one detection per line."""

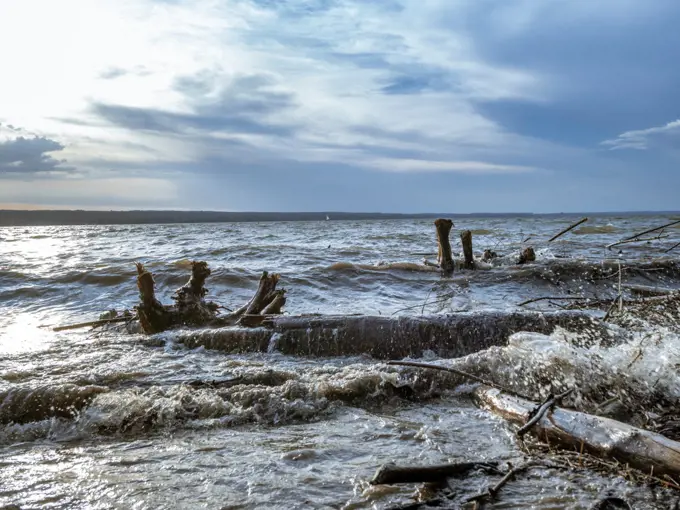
xmin=0 ymin=135 xmax=71 ymax=175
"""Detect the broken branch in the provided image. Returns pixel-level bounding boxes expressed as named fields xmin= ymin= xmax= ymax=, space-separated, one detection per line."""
xmin=548 ymin=217 xmax=588 ymax=242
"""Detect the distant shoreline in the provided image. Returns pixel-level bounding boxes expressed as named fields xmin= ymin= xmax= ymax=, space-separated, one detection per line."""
xmin=1 ymin=210 xmax=678 ymax=227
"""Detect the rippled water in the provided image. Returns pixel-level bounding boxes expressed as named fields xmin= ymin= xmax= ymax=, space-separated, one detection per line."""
xmin=1 ymin=215 xmax=680 ymax=509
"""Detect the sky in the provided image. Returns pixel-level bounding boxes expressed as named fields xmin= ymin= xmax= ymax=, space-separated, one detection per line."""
xmin=0 ymin=0 xmax=679 ymax=213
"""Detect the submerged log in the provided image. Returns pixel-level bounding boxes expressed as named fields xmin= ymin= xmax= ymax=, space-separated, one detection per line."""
xmin=370 ymin=461 xmax=499 ymax=485
xmin=178 ymin=310 xmax=611 ymax=359
xmin=474 ymin=386 xmax=680 ymax=478
xmin=460 ymin=230 xmax=475 ymax=269
xmin=434 ymin=218 xmax=455 ymax=274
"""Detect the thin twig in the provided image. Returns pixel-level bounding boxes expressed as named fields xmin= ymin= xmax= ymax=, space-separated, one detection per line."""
xmin=52 ymin=316 xmax=137 ymax=332
xmin=610 ymin=219 xmax=680 ymax=247
xmin=386 ymin=360 xmax=530 ymax=399
xmin=548 ymin=217 xmax=588 ymax=242
xmin=602 ymin=294 xmax=621 ymax=321
xmin=465 ymin=461 xmax=540 ymax=504
xmin=518 ymin=296 xmax=587 ymax=307
xmin=517 ymin=389 xmax=573 ymax=438
xmin=665 ymin=240 xmax=680 ymax=253
xmin=606 ymin=234 xmax=670 ymax=250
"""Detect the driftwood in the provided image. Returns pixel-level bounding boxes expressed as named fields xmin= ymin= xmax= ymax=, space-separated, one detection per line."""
xmin=622 ymin=284 xmax=677 ymax=298
xmin=548 ymin=217 xmax=588 ymax=242
xmin=518 ymin=247 xmax=536 ymax=264
xmin=134 ymin=262 xmax=286 ymax=334
xmin=666 ymin=240 xmax=680 ymax=253
xmin=474 ymin=386 xmax=680 ymax=477
xmin=618 ymin=219 xmax=680 ymax=243
xmin=434 ymin=218 xmax=454 ymax=274
xmin=460 ymin=230 xmax=475 ymax=269
xmin=482 ymin=249 xmax=498 ymax=262
xmin=178 ymin=310 xmax=609 ymax=359
xmin=465 ymin=461 xmax=541 ymax=504
xmin=52 ymin=316 xmax=135 ymax=332
xmin=518 ymin=296 xmax=587 ymax=307
xmin=606 ymin=234 xmax=670 ymax=250
xmin=516 ymin=389 xmax=573 ymax=438
xmin=370 ymin=461 xmax=499 ymax=485
xmin=386 ymin=360 xmax=527 ymax=398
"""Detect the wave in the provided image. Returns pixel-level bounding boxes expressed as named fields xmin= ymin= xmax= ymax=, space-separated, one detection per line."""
xmin=0 ymin=366 xmax=444 ymax=441
xmin=0 ymin=385 xmax=108 ymax=425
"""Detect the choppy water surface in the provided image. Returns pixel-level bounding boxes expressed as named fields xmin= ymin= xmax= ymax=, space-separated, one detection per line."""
xmin=1 ymin=215 xmax=680 ymax=509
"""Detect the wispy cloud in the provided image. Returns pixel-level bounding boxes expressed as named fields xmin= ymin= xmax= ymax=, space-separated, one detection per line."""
xmin=601 ymin=120 xmax=680 ymax=150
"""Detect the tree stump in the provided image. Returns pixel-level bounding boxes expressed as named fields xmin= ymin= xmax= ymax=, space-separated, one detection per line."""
xmin=434 ymin=218 xmax=455 ymax=274
xmin=172 ymin=261 xmax=220 ymax=326
xmin=135 ymin=263 xmax=175 ymax=334
xmin=518 ymin=247 xmax=536 ymax=264
xmin=460 ymin=230 xmax=475 ymax=269
xmin=482 ymin=249 xmax=498 ymax=262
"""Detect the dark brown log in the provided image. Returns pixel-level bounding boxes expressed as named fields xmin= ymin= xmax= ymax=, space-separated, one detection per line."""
xmin=518 ymin=247 xmax=536 ymax=264
xmin=172 ymin=261 xmax=219 ymax=326
xmin=135 ymin=263 xmax=175 ymax=334
xmin=460 ymin=230 xmax=475 ymax=269
xmin=244 ymin=272 xmax=281 ymax=315
xmin=474 ymin=386 xmax=680 ymax=478
xmin=434 ymin=218 xmax=454 ymax=274
xmin=178 ymin=310 xmax=611 ymax=359
xmin=370 ymin=461 xmax=499 ymax=485
xmin=261 ymin=289 xmax=286 ymax=315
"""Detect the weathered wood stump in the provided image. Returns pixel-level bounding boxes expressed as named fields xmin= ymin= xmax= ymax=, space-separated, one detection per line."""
xmin=460 ymin=230 xmax=475 ymax=269
xmin=518 ymin=247 xmax=536 ymax=264
xmin=434 ymin=218 xmax=455 ymax=274
xmin=134 ymin=263 xmax=286 ymax=334
xmin=136 ymin=262 xmax=177 ymax=334
xmin=482 ymin=249 xmax=498 ymax=262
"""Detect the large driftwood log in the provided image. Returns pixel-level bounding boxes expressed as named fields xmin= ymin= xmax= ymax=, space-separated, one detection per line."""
xmin=434 ymin=218 xmax=455 ymax=274
xmin=474 ymin=386 xmax=680 ymax=477
xmin=177 ymin=311 xmax=611 ymax=359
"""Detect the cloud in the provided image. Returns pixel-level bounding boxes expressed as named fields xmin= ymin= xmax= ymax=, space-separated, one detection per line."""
xmin=1 ymin=0 xmax=679 ymax=211
xmin=91 ymin=73 xmax=297 ymax=136
xmin=364 ymin=158 xmax=536 ymax=173
xmin=601 ymin=120 xmax=680 ymax=150
xmin=0 ymin=125 xmax=72 ymax=175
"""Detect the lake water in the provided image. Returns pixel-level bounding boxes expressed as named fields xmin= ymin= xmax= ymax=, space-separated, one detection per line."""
xmin=1 ymin=215 xmax=679 ymax=509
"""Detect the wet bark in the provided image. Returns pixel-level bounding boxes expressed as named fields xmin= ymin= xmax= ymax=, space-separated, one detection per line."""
xmin=460 ymin=230 xmax=475 ymax=269
xmin=474 ymin=386 xmax=680 ymax=478
xmin=177 ymin=311 xmax=612 ymax=359
xmin=434 ymin=218 xmax=455 ymax=274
